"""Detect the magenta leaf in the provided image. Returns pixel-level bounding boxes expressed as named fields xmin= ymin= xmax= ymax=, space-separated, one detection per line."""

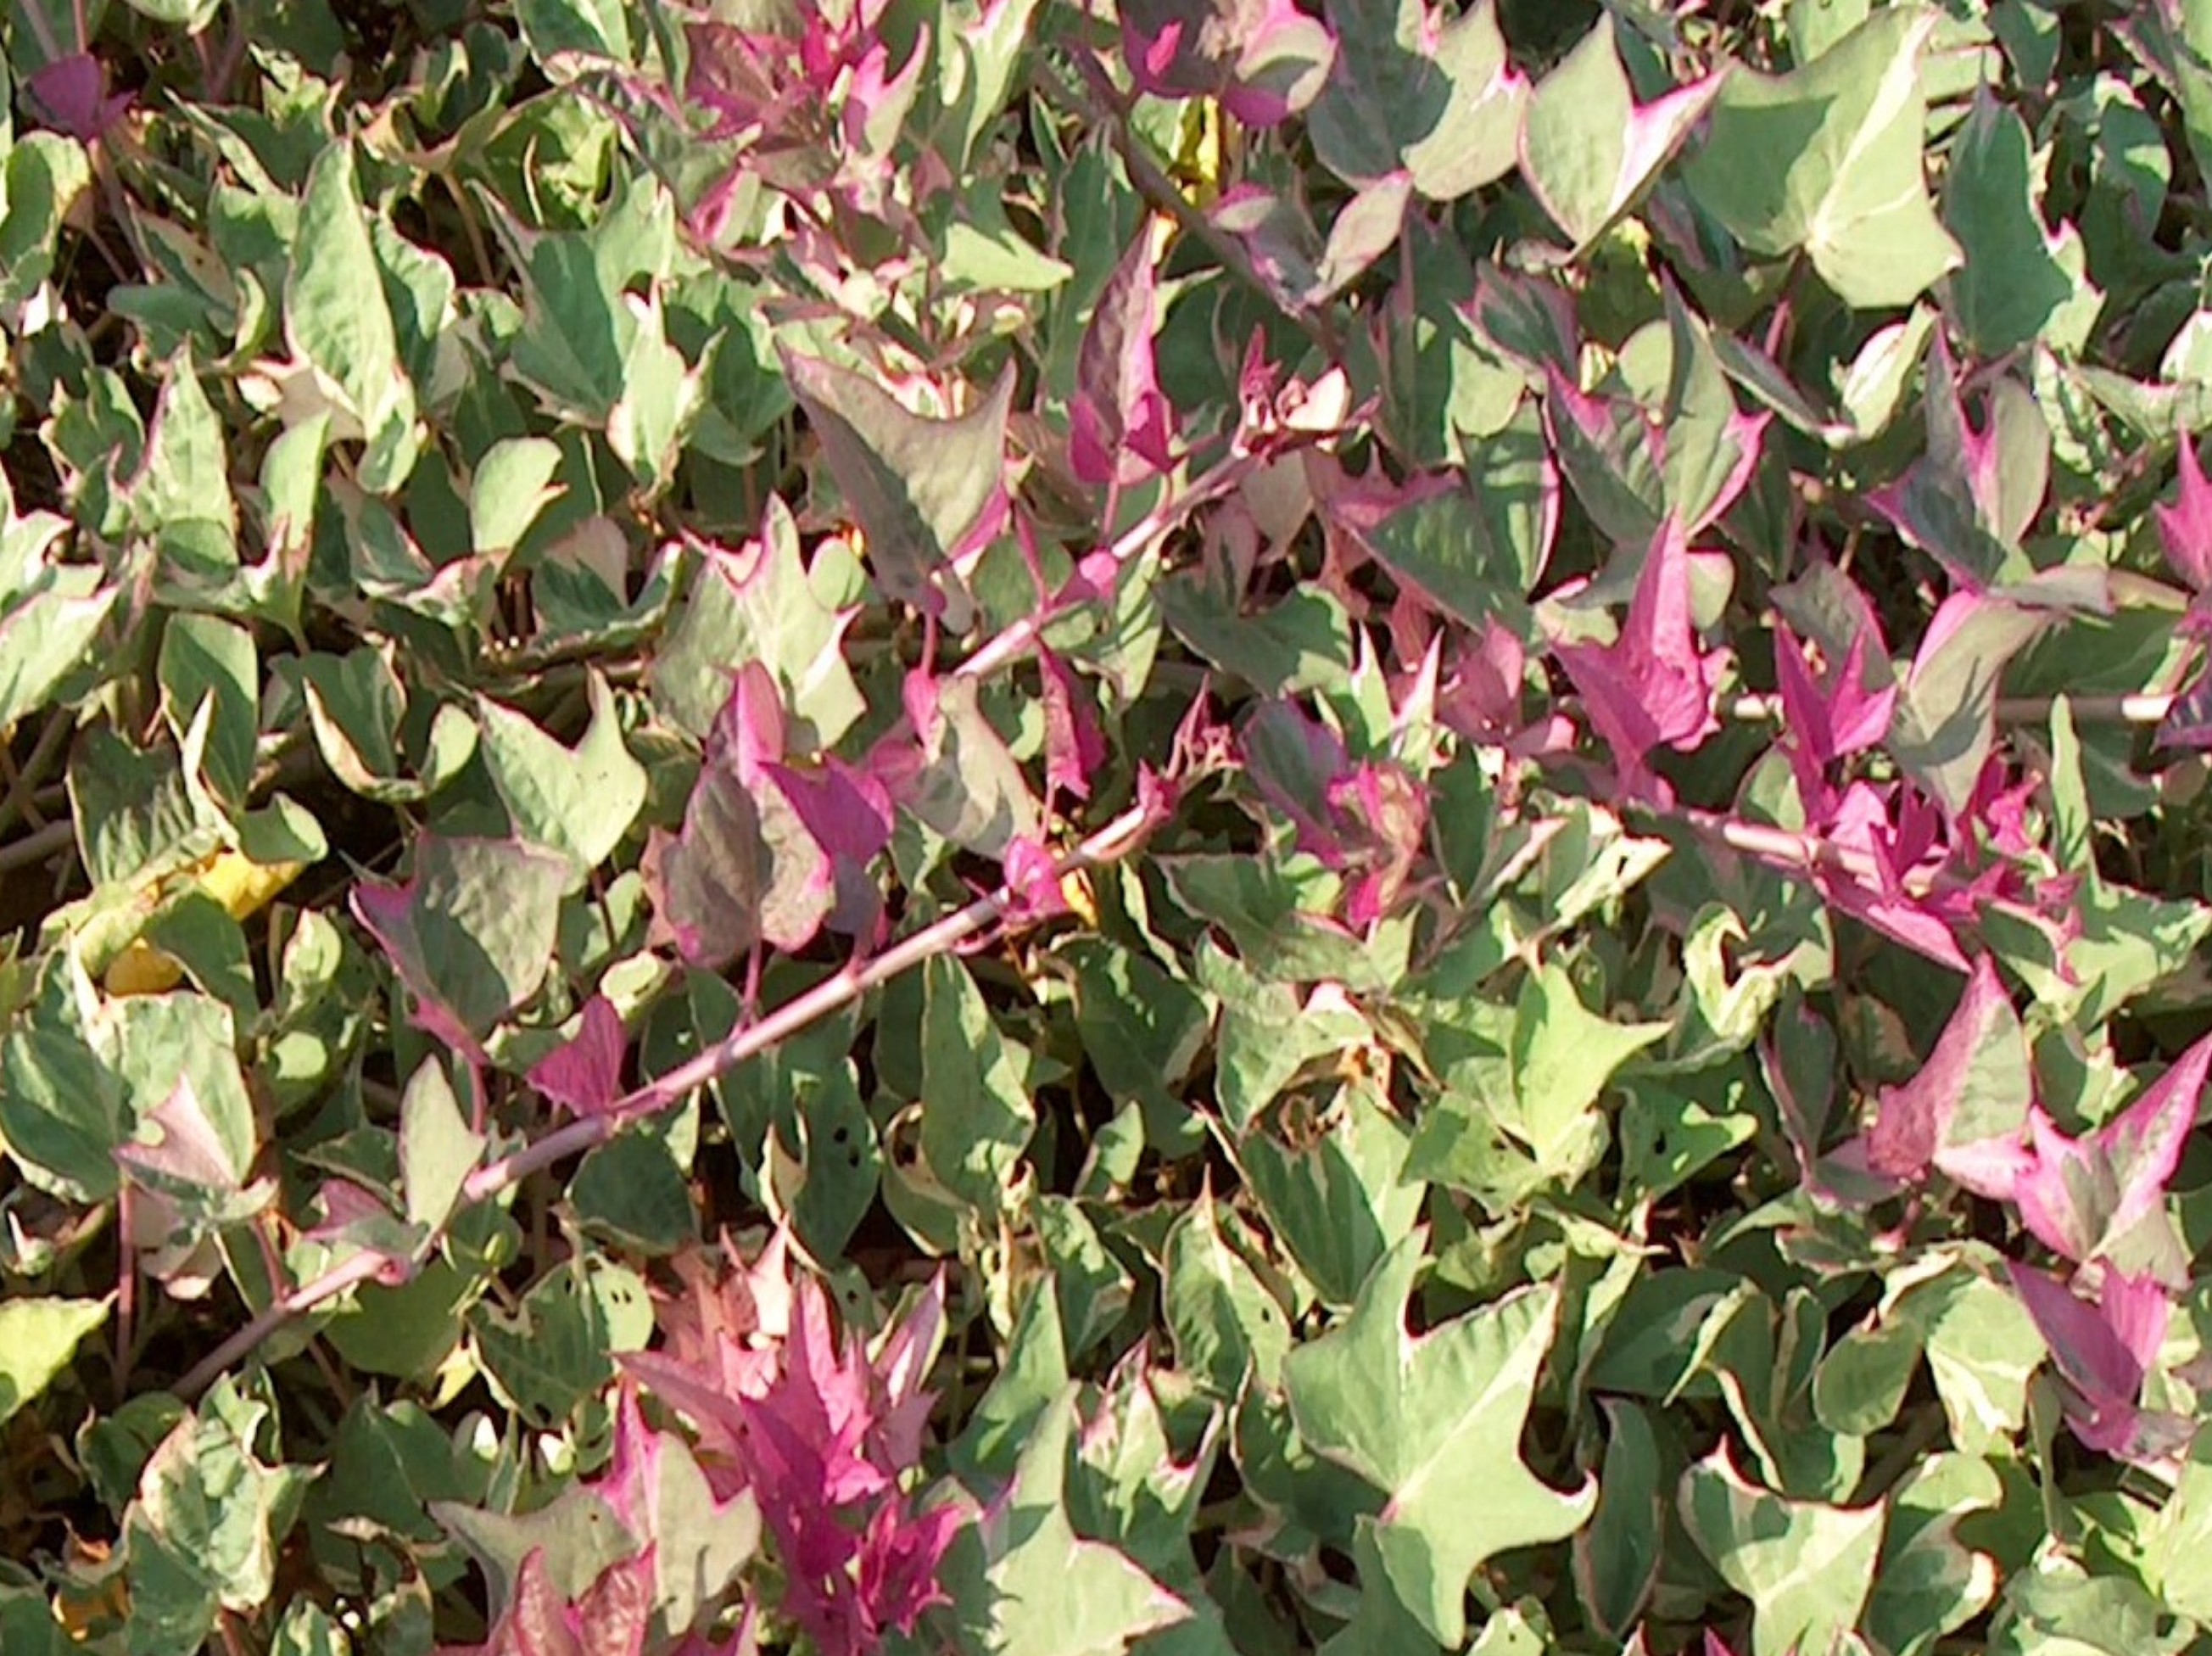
xmin=2008 ymin=1033 xmax=2212 ymax=1280
xmin=528 ymin=997 xmax=628 ymax=1118
xmin=1769 ymin=563 xmax=1896 ymax=807
xmin=1861 ymin=954 xmax=2032 ymax=1193
xmin=1037 ymin=646 xmax=1109 ymax=805
xmin=2008 ymin=1263 xmax=2188 ymax=1463
xmin=301 ymin=1178 xmax=417 ymax=1286
xmin=996 ymin=836 xmax=1072 ymax=926
xmin=623 ymin=1237 xmax=953 ymax=1656
xmin=23 ymin=53 xmax=132 ymax=143
xmin=1068 ymin=230 xmax=1178 ymax=489
xmin=2154 ymin=428 xmax=2212 ymax=603
xmin=1553 ymin=518 xmax=1726 ymax=799
xmin=1119 ymin=0 xmax=1336 ymax=126
xmin=438 ymin=1544 xmax=654 ymax=1656
xmin=1240 ymin=700 xmax=1427 ymax=926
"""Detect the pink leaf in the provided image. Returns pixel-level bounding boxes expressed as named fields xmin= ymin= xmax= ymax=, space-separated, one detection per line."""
xmin=23 ymin=54 xmax=131 ymax=143
xmin=1774 ymin=623 xmax=1896 ymax=799
xmin=1069 ymin=231 xmax=1178 ymax=488
xmin=997 ymin=836 xmax=1072 ymax=926
xmin=2008 ymin=1262 xmax=2185 ymax=1463
xmin=114 ymin=1076 xmax=246 ymax=1195
xmin=2009 ymin=1033 xmax=2212 ymax=1276
xmin=1553 ymin=517 xmax=1724 ymax=798
xmin=1037 ymin=646 xmax=1109 ymax=805
xmin=1119 ymin=0 xmax=1336 ymax=126
xmin=527 ymin=998 xmax=628 ymax=1119
xmin=1863 ymin=955 xmax=2031 ymax=1192
xmin=623 ymin=1234 xmax=953 ymax=1656
xmin=2155 ymin=429 xmax=2212 ymax=601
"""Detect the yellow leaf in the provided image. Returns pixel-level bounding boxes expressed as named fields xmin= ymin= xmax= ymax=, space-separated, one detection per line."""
xmin=1059 ymin=868 xmax=1099 ymax=927
xmin=102 ymin=942 xmax=183 ymax=999
xmin=1170 ymin=98 xmax=1230 ymax=207
xmin=100 ymin=851 xmax=306 ymax=997
xmin=198 ymin=849 xmax=308 ymax=921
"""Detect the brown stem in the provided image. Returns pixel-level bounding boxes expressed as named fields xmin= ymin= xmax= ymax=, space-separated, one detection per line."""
xmin=0 ymin=819 xmax=74 ymax=875
xmin=0 ymin=711 xmax=70 ymax=840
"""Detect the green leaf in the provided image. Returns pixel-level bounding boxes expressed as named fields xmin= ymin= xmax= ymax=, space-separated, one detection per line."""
xmin=1679 ymin=1446 xmax=1886 ymax=1656
xmin=1520 ymin=17 xmax=1722 ymax=250
xmin=1194 ymin=938 xmax=1371 ymax=1134
xmin=1282 ymin=1234 xmax=1597 ymax=1644
xmin=1572 ymin=1400 xmax=1664 ymax=1640
xmin=0 ymin=1295 xmax=111 ymax=1424
xmin=271 ymin=1600 xmax=353 ymax=1656
xmin=1366 ymin=457 xmax=1544 ymax=633
xmin=0 ymin=954 xmax=130 ymax=1200
xmin=1864 ymin=1452 xmax=2001 ymax=1656
xmin=1888 ymin=597 xmax=2047 ymax=818
xmin=899 ymin=676 xmax=1041 ymax=857
xmin=1681 ymin=8 xmax=1963 ymax=307
xmin=781 ymin=349 xmax=1014 ymax=625
xmin=650 ymin=497 xmax=865 ymax=747
xmin=953 ymin=1276 xmax=1072 ymax=1485
xmin=919 ymin=953 xmax=1036 ymax=1215
xmin=2147 ymin=1426 xmax=2212 ymax=1620
xmin=1505 ymin=961 xmax=1670 ymax=1175
xmin=0 ymin=133 xmax=92 ymax=311
xmin=120 ymin=0 xmax=220 ymax=25
xmin=1376 ymin=225 xmax=1528 ymax=467
xmin=128 ymin=1381 xmax=315 ymax=1628
xmin=0 ymin=556 xmax=115 ymax=739
xmin=1163 ymin=1186 xmax=1292 ymax=1394
xmin=516 ymin=0 xmax=632 ymax=75
xmin=1309 ymin=0 xmax=1527 ymax=199
xmin=352 ymin=836 xmax=567 ymax=1046
xmin=573 ymin=1110 xmax=700 ymax=1256
xmin=467 ymin=436 xmax=565 ymax=558
xmin=301 ymin=646 xmax=478 ymax=804
xmin=287 ymin=143 xmax=420 ymax=493
xmin=398 ymin=1057 xmax=483 ymax=1238
xmin=764 ymin=1054 xmax=878 ymax=1264
xmin=1237 ymin=1084 xmax=1424 ymax=1307
xmin=470 ymin=1256 xmax=651 ymax=1429
xmin=129 ymin=355 xmax=239 ymax=586
xmin=608 ymin=287 xmax=710 ymax=493
xmin=159 ymin=614 xmax=257 ymax=811
xmin=1060 ymin=937 xmax=1211 ymax=1157
xmin=477 ymin=669 xmax=646 ymax=885
xmin=949 ymin=1388 xmax=1192 ymax=1656
xmin=941 ymin=188 xmax=1075 ymax=293
xmin=323 ymin=1262 xmax=475 ymax=1381
xmin=1941 ymin=92 xmax=2081 ymax=356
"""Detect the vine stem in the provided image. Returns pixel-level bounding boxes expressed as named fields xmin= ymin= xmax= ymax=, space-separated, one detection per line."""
xmin=956 ymin=444 xmax=1259 ymax=685
xmin=174 ymin=797 xmax=1163 ymax=1401
xmin=1721 ymin=691 xmax=2181 ymax=727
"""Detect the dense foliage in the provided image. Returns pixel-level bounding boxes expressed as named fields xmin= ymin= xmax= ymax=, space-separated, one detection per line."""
xmin=11 ymin=0 xmax=2212 ymax=1650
